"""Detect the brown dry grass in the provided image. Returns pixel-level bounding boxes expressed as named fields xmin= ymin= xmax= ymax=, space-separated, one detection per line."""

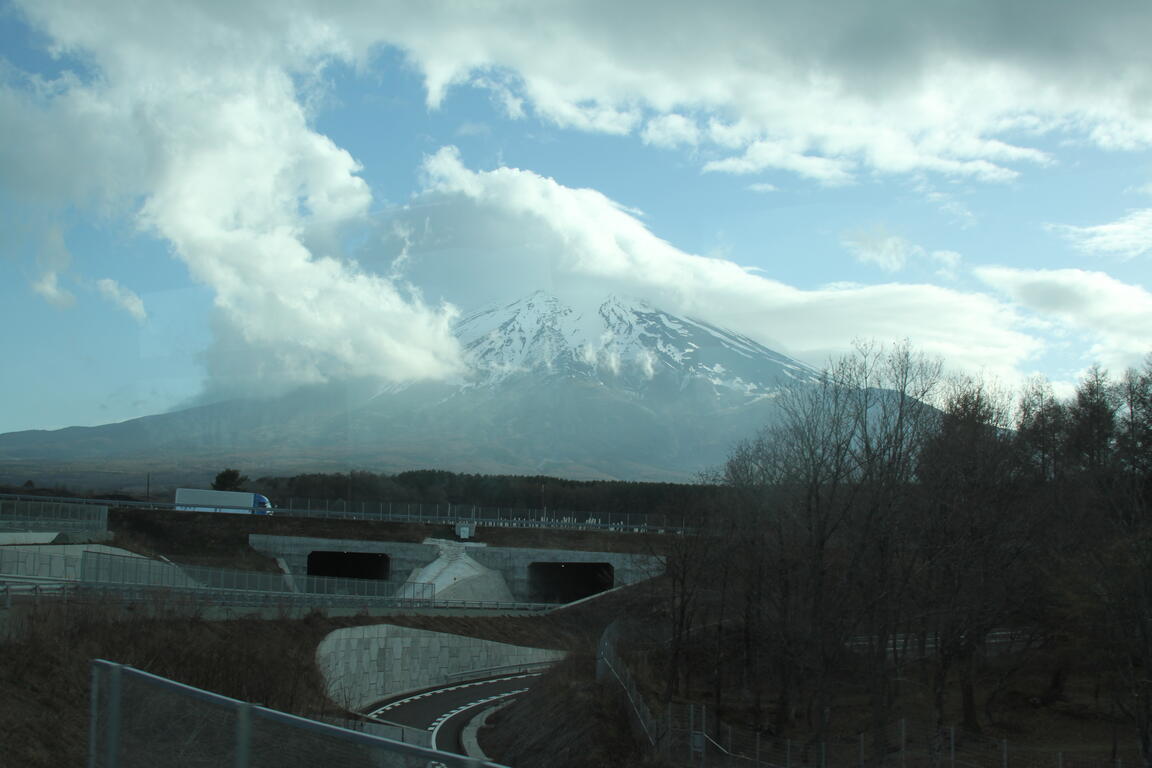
xmin=0 ymin=597 xmax=378 ymax=768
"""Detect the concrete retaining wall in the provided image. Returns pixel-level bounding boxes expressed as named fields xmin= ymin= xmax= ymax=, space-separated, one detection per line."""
xmin=469 ymin=546 xmax=662 ymax=600
xmin=250 ymin=534 xmax=663 ymax=602
xmin=249 ymin=535 xmax=437 ymax=583
xmin=316 ymin=623 xmax=565 ymax=711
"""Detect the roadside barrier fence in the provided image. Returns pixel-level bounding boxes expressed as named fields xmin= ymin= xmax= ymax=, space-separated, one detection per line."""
xmin=0 ymin=548 xmax=556 ymax=620
xmin=88 ymin=659 xmax=505 ymax=768
xmin=0 ymin=492 xmax=690 ymax=534
xmin=0 ymin=498 xmax=109 ymax=533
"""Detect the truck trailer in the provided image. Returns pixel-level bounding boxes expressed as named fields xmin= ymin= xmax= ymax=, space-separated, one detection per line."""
xmin=174 ymin=488 xmax=274 ymax=515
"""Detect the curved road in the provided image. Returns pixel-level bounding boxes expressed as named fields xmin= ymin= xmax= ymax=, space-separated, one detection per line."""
xmin=366 ymin=673 xmax=543 ymax=753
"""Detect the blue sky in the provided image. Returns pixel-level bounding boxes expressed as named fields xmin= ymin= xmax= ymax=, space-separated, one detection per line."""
xmin=1 ymin=0 xmax=1150 ymax=433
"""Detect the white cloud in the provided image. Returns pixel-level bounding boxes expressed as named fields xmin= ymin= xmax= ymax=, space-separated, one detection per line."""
xmin=31 ymin=225 xmax=74 ymax=307
xmin=704 ymin=139 xmax=854 ymax=185
xmin=842 ymin=226 xmax=919 ymax=272
xmin=5 ymin=0 xmax=464 ymax=396
xmin=32 ymin=271 xmax=74 ymax=307
xmin=7 ymin=0 xmax=1149 ymax=398
xmin=398 ymin=147 xmax=1039 ymax=381
xmin=747 ymin=183 xmax=778 ymax=194
xmin=931 ymin=250 xmax=963 ymax=281
xmin=1050 ymin=209 xmax=1152 ymax=260
xmin=312 ymin=0 xmax=1148 ymax=184
xmin=841 ymin=226 xmax=961 ymax=277
xmin=641 ymin=114 xmax=700 ymax=148
xmin=96 ymin=278 xmax=146 ymax=322
xmin=9 ymin=0 xmax=1133 ymax=195
xmin=975 ymin=266 xmax=1152 ymax=372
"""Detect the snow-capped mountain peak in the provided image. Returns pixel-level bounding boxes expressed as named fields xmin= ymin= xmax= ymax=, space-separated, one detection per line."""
xmin=453 ymin=292 xmax=816 ymax=396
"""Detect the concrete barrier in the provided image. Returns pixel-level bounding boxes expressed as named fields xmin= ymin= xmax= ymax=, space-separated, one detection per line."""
xmin=316 ymin=623 xmax=565 ymax=711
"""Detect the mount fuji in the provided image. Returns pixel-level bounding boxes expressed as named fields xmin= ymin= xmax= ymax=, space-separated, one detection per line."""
xmin=0 ymin=293 xmax=818 ymax=485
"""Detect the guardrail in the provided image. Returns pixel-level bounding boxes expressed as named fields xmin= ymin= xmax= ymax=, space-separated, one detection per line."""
xmin=445 ymin=659 xmax=559 ymax=682
xmin=89 ymin=659 xmax=508 ymax=768
xmin=0 ymin=492 xmax=691 ymax=535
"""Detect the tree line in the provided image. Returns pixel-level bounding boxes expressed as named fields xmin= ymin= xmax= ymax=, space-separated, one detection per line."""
xmin=249 ymin=467 xmax=717 ymax=519
xmin=645 ymin=342 xmax=1152 ymax=764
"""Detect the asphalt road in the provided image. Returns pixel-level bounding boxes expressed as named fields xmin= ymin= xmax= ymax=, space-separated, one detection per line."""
xmin=366 ymin=672 xmax=543 ymax=754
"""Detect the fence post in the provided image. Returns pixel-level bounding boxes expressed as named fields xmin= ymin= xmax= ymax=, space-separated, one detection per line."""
xmin=787 ymin=738 xmax=791 ymax=768
xmin=860 ymin=732 xmax=866 ymax=766
xmin=234 ymin=703 xmax=253 ymax=768
xmin=950 ymin=727 xmax=956 ymax=768
xmin=1002 ymin=738 xmax=1008 ymax=768
xmin=756 ymin=731 xmax=761 ymax=766
xmin=87 ymin=663 xmax=101 ymax=768
xmin=103 ymin=663 xmax=123 ymax=768
xmin=1058 ymin=752 xmax=1063 ymax=768
xmin=689 ymin=703 xmax=694 ymax=762
xmin=821 ymin=740 xmax=827 ymax=768
xmin=901 ymin=718 xmax=907 ymax=768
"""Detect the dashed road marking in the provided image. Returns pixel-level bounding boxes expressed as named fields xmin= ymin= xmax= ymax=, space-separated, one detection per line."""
xmin=429 ymin=688 xmax=528 ymax=750
xmin=366 ymin=672 xmax=542 ymax=719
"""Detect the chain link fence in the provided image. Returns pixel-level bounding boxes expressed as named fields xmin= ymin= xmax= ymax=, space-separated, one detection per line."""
xmin=0 ymin=497 xmax=109 ymax=533
xmin=88 ymin=659 xmax=503 ymax=767
xmin=0 ymin=547 xmax=432 ymax=600
xmin=1 ymin=547 xmax=556 ymax=620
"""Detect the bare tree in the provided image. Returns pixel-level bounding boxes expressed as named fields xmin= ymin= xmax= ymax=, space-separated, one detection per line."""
xmin=914 ymin=376 xmax=1036 ymax=732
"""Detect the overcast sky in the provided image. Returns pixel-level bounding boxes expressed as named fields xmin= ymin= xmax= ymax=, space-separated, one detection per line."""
xmin=1 ymin=0 xmax=1150 ymax=432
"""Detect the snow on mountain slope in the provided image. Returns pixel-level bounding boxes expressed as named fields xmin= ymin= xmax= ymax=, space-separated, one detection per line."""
xmin=453 ymin=291 xmax=816 ymax=396
xmin=0 ymin=291 xmax=822 ymax=483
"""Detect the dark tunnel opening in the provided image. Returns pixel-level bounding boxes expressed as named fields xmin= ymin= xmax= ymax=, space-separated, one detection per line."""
xmin=528 ymin=562 xmax=614 ymax=603
xmin=307 ymin=551 xmax=391 ymax=580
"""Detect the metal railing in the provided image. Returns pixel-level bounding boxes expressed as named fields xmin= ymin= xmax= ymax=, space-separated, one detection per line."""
xmin=0 ymin=547 xmax=433 ymax=599
xmin=0 ymin=497 xmax=108 ymax=532
xmin=0 ymin=492 xmax=690 ymax=535
xmin=89 ymin=659 xmax=506 ymax=767
xmin=445 ymin=660 xmax=558 ymax=682
xmin=1 ymin=548 xmax=556 ymax=615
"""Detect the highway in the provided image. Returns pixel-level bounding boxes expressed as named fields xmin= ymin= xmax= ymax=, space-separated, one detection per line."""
xmin=365 ymin=672 xmax=543 ymax=754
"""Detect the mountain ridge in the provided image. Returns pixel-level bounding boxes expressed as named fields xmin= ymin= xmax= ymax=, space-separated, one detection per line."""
xmin=0 ymin=293 xmax=816 ymax=486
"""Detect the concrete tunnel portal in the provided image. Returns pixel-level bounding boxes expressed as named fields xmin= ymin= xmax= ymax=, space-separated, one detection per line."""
xmin=307 ymin=551 xmax=391 ymax=581
xmin=528 ymin=562 xmax=614 ymax=603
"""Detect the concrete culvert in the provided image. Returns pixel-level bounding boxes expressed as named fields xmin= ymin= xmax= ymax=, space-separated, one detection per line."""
xmin=528 ymin=562 xmax=614 ymax=603
xmin=306 ymin=551 xmax=390 ymax=580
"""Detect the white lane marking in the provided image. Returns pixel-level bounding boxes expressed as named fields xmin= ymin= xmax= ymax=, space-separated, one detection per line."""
xmin=366 ymin=673 xmax=542 ymax=718
xmin=430 ymin=688 xmax=528 ymax=751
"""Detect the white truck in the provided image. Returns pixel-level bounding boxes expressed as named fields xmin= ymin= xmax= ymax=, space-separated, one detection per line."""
xmin=174 ymin=488 xmax=274 ymax=515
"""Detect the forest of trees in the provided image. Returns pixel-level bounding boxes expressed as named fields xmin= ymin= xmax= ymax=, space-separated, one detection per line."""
xmin=643 ymin=342 xmax=1152 ymax=764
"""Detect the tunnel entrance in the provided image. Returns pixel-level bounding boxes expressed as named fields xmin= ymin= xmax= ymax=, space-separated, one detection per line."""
xmin=528 ymin=562 xmax=614 ymax=603
xmin=307 ymin=551 xmax=390 ymax=580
